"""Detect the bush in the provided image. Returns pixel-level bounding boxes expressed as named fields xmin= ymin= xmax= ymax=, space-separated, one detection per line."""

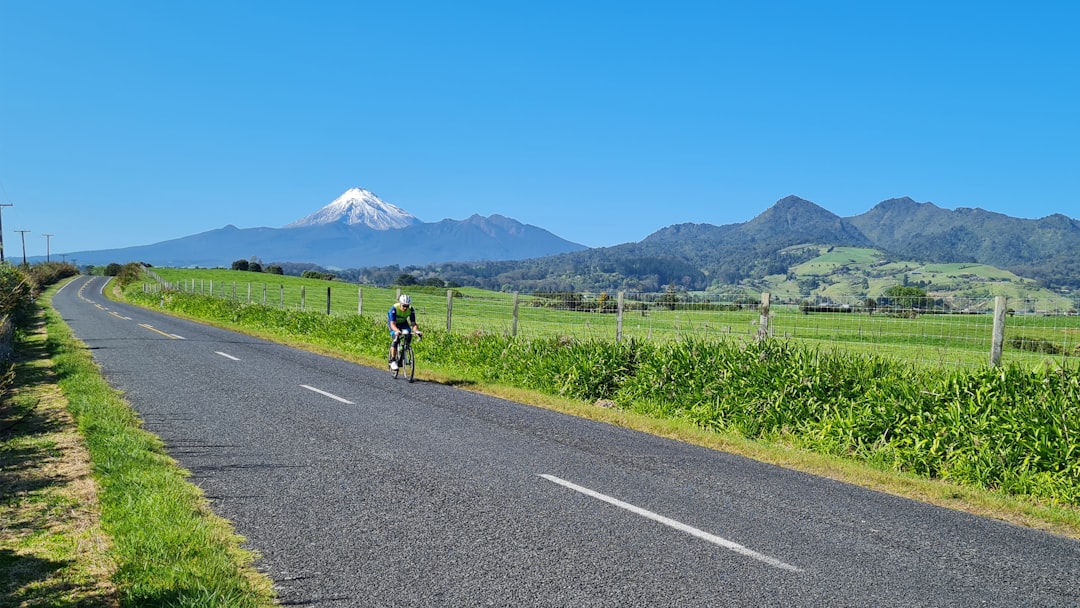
xmin=0 ymin=264 xmax=36 ymax=317
xmin=27 ymin=262 xmax=79 ymax=288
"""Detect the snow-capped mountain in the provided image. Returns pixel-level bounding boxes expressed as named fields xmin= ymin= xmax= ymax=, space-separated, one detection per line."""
xmin=285 ymin=187 xmax=422 ymax=230
xmin=55 ymin=187 xmax=587 ymax=268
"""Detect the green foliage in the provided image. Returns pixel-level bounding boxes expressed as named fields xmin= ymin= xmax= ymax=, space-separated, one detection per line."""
xmin=301 ymin=270 xmax=336 ymax=281
xmin=26 ymin=261 xmax=79 ymax=288
xmin=115 ymin=263 xmax=144 ymax=288
xmin=0 ymin=263 xmax=35 ymax=317
xmin=231 ymin=259 xmax=250 ymax=271
xmin=883 ymin=285 xmax=928 ymax=308
xmin=124 ymin=282 xmax=1080 ymax=506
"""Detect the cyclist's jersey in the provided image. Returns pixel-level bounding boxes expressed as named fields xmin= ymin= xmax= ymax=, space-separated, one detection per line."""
xmin=387 ymin=303 xmax=415 ymax=329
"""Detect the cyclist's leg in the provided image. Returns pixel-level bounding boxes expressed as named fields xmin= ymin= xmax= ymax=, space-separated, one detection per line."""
xmin=389 ymin=331 xmax=400 ymax=363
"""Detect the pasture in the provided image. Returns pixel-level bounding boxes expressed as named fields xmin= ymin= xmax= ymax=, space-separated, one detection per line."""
xmin=147 ymin=267 xmax=1080 ymax=370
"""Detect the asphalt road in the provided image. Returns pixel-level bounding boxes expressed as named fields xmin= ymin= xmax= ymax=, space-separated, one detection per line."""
xmin=51 ymin=276 xmax=1080 ymax=607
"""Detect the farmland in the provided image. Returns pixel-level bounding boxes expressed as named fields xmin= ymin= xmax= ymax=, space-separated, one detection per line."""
xmin=128 ymin=267 xmax=1080 ymax=514
xmin=147 ymin=266 xmax=1080 ymax=370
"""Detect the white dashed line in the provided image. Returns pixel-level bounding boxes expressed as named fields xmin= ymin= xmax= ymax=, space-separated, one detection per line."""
xmin=215 ymin=351 xmax=241 ymax=361
xmin=539 ymin=474 xmax=803 ymax=573
xmin=300 ymin=385 xmax=355 ymax=405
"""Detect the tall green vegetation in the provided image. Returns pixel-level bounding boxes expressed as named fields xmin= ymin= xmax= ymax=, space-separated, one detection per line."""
xmin=125 ymin=283 xmax=1080 ymax=507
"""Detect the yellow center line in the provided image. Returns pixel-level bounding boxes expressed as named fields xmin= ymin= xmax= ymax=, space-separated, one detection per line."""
xmin=138 ymin=324 xmax=178 ymax=339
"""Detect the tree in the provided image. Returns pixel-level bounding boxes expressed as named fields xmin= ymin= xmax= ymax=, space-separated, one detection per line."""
xmin=231 ymin=259 xmax=249 ymax=271
xmin=658 ymin=283 xmax=681 ymax=310
xmin=863 ymin=297 xmax=878 ymax=314
xmin=883 ymin=285 xmax=927 ymax=309
xmin=265 ymin=265 xmax=284 ymax=275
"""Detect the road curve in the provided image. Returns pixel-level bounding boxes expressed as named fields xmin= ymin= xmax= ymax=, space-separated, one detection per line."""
xmin=51 ymin=276 xmax=1080 ymax=607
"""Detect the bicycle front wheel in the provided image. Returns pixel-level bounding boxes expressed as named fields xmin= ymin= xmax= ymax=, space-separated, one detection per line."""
xmin=403 ymin=345 xmax=415 ymax=382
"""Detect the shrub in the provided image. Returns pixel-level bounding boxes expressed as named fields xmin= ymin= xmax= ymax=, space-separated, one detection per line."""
xmin=0 ymin=263 xmax=36 ymax=317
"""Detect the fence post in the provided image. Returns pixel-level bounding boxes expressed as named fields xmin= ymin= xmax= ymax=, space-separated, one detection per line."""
xmin=990 ymin=295 xmax=1007 ymax=367
xmin=757 ymin=292 xmax=771 ymax=341
xmin=301 ymin=286 xmax=306 ymax=311
xmin=616 ymin=291 xmax=625 ymax=342
xmin=358 ymin=287 xmax=363 ymax=316
xmin=280 ymin=285 xmax=284 ymax=308
xmin=446 ymin=289 xmax=453 ymax=332
xmin=512 ymin=292 xmax=520 ymax=337
xmin=326 ymin=287 xmax=331 ymax=315
xmin=232 ymin=281 xmax=236 ymax=300
xmin=263 ymin=283 xmax=267 ymax=305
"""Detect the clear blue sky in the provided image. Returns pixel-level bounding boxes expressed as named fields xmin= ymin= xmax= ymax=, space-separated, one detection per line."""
xmin=1 ymin=1 xmax=1077 ymax=260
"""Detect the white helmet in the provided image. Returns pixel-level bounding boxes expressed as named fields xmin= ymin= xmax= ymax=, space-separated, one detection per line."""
xmin=398 ymin=294 xmax=411 ymax=306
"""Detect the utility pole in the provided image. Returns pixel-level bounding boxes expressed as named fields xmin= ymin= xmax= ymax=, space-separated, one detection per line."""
xmin=43 ymin=234 xmax=54 ymax=262
xmin=15 ymin=230 xmax=30 ymax=266
xmin=0 ymin=203 xmax=11 ymax=263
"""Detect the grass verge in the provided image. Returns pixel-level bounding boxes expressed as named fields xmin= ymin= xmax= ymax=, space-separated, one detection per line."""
xmin=1 ymin=313 xmax=118 ymax=607
xmin=14 ymin=287 xmax=277 ymax=607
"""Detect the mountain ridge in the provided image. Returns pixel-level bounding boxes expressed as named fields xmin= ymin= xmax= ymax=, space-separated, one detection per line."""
xmin=41 ymin=190 xmax=1080 ymax=293
xmin=395 ymin=196 xmax=1080 ymax=293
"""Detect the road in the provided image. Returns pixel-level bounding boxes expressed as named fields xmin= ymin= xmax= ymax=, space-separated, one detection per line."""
xmin=51 ymin=276 xmax=1080 ymax=607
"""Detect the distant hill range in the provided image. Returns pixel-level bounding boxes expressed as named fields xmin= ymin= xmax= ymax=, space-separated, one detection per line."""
xmin=54 ymin=191 xmax=1080 ymax=293
xmin=56 ymin=188 xmax=588 ymax=269
xmin=397 ymin=196 xmax=1080 ymax=293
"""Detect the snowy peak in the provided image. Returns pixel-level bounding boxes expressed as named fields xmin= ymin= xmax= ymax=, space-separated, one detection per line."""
xmin=285 ymin=188 xmax=422 ymax=230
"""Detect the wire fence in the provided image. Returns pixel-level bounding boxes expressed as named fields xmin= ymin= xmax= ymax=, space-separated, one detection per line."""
xmin=147 ymin=276 xmax=1080 ymax=370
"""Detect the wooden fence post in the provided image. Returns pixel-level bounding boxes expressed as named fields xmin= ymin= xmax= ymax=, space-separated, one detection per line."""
xmin=757 ymin=292 xmax=771 ymax=341
xmin=616 ymin=291 xmax=625 ymax=342
xmin=990 ymin=295 xmax=1007 ymax=367
xmin=358 ymin=287 xmax=363 ymax=316
xmin=512 ymin=292 xmax=520 ymax=337
xmin=326 ymin=287 xmax=331 ymax=315
xmin=279 ymin=285 xmax=284 ymax=308
xmin=301 ymin=286 xmax=306 ymax=311
xmin=446 ymin=289 xmax=453 ymax=332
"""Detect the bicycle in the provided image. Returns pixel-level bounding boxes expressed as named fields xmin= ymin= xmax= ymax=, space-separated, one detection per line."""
xmin=390 ymin=329 xmax=419 ymax=382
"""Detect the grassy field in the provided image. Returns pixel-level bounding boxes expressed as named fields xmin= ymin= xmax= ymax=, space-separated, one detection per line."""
xmin=765 ymin=246 xmax=1076 ymax=311
xmin=146 ymin=267 xmax=1080 ymax=370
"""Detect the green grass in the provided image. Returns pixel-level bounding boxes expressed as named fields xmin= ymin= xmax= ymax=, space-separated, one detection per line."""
xmin=776 ymin=246 xmax=1075 ymax=309
xmin=122 ymin=277 xmax=1080 ymax=512
xmin=145 ymin=267 xmax=1080 ymax=370
xmin=39 ymin=286 xmax=277 ymax=607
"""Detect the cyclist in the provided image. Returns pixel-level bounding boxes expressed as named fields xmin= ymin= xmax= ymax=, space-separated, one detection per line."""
xmin=388 ymin=294 xmax=421 ymax=370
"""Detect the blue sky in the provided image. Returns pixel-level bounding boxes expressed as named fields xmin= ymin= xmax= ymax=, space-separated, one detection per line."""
xmin=1 ymin=1 xmax=1077 ymax=260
